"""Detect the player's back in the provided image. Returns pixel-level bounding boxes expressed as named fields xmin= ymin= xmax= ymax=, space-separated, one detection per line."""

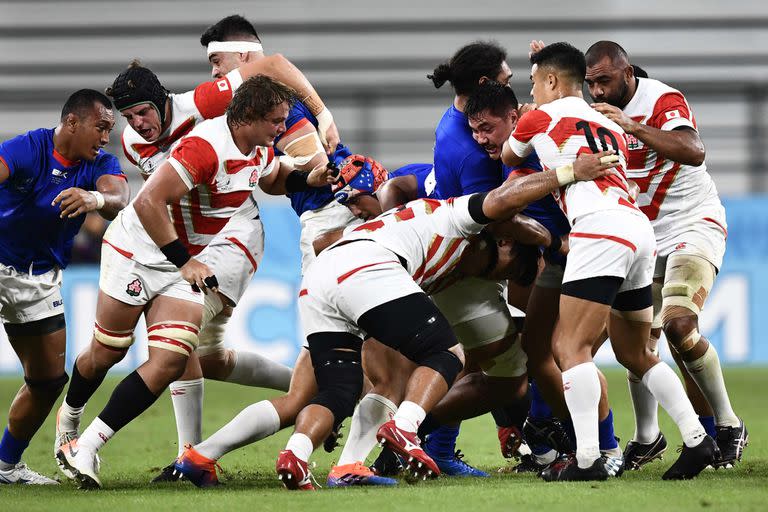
xmin=343 ymin=195 xmax=480 ymax=294
xmin=622 ymin=77 xmax=721 ymax=233
xmin=389 ymin=163 xmax=439 ymax=199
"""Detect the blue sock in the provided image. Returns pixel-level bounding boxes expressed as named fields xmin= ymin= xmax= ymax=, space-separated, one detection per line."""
xmin=699 ymin=415 xmax=717 ymax=438
xmin=529 ymin=380 xmax=553 ymax=419
xmin=598 ymin=410 xmax=619 ymax=450
xmin=424 ymin=425 xmax=459 ymax=458
xmin=0 ymin=426 xmax=29 ymax=465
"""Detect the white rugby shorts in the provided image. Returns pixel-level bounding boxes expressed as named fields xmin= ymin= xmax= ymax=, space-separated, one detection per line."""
xmin=0 ymin=263 xmax=64 ymax=324
xmin=298 ymin=200 xmax=360 ymax=274
xmin=563 ymin=209 xmax=656 ymax=293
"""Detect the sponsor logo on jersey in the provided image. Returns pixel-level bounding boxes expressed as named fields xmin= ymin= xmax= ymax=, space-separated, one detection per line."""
xmin=126 ymin=278 xmax=143 ymax=297
xmin=51 ymin=168 xmax=68 ymax=184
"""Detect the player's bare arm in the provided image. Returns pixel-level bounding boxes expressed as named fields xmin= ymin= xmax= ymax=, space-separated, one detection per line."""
xmin=238 ymin=54 xmax=339 ymax=151
xmin=258 ymin=158 xmax=335 ymax=196
xmin=591 ymin=102 xmax=705 ymax=166
xmin=312 ymin=228 xmax=344 ymax=255
xmin=274 ymin=122 xmax=328 ymax=172
xmin=133 ymin=161 xmax=217 ymax=292
xmin=377 ymin=175 xmax=420 ymax=211
xmin=501 ymin=138 xmax=527 ymax=167
xmin=486 ymin=213 xmax=552 ymax=247
xmin=0 ymin=158 xmax=9 ymax=184
xmin=51 ymin=174 xmax=129 ymax=220
xmin=484 ymin=151 xmax=618 ymax=220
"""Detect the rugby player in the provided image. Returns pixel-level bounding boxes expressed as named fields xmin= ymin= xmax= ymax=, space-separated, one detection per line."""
xmin=502 ymin=42 xmax=717 ymax=481
xmin=0 ymin=90 xmax=129 ymax=484
xmin=54 ymin=76 xmax=332 ymax=489
xmin=585 ymin=40 xmax=747 ymax=469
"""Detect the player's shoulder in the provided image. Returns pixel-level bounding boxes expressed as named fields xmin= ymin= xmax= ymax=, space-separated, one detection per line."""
xmin=170 ymin=91 xmax=204 ymax=121
xmin=2 ymin=127 xmax=51 ymax=149
xmin=632 ymin=78 xmax=685 ymax=109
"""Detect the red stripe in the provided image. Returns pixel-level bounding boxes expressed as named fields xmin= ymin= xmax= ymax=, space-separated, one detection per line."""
xmin=147 ymin=323 xmax=198 ymax=334
xmin=94 ymin=323 xmax=133 ymax=337
xmin=639 ymin=162 xmax=681 ymax=221
xmin=421 ymin=238 xmax=464 ymax=281
xmin=226 ymin=236 xmax=258 ymax=271
xmin=102 ymin=239 xmax=134 ymax=259
xmin=703 ymin=217 xmax=728 ymax=238
xmin=148 ymin=335 xmax=193 ymax=354
xmin=299 ymin=288 xmax=308 ymax=297
xmin=281 ymin=118 xmax=311 ymax=139
xmin=0 ymin=155 xmax=8 ymax=170
xmin=189 ymin=189 xmax=229 ymax=235
xmin=570 ymin=232 xmax=637 ymax=252
xmin=52 ymin=148 xmax=79 ymax=167
xmin=210 ymin=190 xmax=252 ymax=209
xmin=412 ymin=235 xmax=444 ymax=281
xmin=337 ymin=260 xmax=399 ymax=284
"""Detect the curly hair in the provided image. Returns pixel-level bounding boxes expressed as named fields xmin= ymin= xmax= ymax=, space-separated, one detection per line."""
xmin=226 ymin=75 xmax=296 ymax=127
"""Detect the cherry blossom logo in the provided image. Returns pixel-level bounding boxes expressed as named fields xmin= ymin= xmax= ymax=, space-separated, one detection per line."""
xmin=126 ymin=279 xmax=142 ymax=297
xmin=249 ymin=169 xmax=259 ymax=187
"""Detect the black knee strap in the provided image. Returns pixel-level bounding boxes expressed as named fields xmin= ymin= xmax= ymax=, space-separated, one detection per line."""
xmin=4 ymin=314 xmax=66 ymax=337
xmin=613 ymin=285 xmax=653 ymax=311
xmin=24 ymin=372 xmax=69 ymax=393
xmin=307 ymin=332 xmax=364 ymax=426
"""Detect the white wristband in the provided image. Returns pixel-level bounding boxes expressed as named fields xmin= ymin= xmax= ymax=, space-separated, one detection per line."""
xmin=90 ymin=190 xmax=105 ymax=210
xmin=315 ymin=107 xmax=333 ymax=145
xmin=555 ymin=164 xmax=575 ymax=186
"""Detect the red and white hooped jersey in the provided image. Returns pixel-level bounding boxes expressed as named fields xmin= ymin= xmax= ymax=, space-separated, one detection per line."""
xmin=622 ymin=78 xmax=725 ymax=239
xmin=340 ymin=194 xmax=484 ymax=295
xmin=507 ymin=96 xmax=640 ymax=225
xmin=107 ymin=115 xmax=277 ymax=267
xmin=121 ymin=68 xmax=244 ymax=178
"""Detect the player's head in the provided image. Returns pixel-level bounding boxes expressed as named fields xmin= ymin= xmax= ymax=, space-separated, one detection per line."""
xmin=201 ymin=15 xmax=263 ymax=79
xmin=529 ymin=42 xmax=586 ymax=106
xmin=585 ymin=41 xmax=635 ymax=107
xmin=465 ymin=82 xmax=520 ymax=160
xmin=59 ymin=89 xmax=115 ymax=161
xmin=226 ymin=75 xmax=295 ymax=147
xmin=106 ymin=60 xmax=169 ymax=142
xmin=428 ymin=41 xmax=511 ymax=97
xmin=332 ymin=155 xmax=389 ymax=220
xmin=476 ymin=232 xmax=540 ymax=286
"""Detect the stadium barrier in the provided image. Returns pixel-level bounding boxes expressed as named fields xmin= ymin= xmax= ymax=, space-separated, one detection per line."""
xmin=1 ymin=197 xmax=765 ymax=372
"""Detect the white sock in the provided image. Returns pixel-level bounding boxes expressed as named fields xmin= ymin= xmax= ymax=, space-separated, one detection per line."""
xmin=338 ymin=394 xmax=398 ymax=466
xmin=532 ymin=449 xmax=558 ymax=465
xmin=393 ymin=401 xmax=426 ymax=433
xmin=58 ymin=399 xmax=85 ymax=432
xmin=627 ymin=370 xmax=660 ymax=443
xmin=196 ymin=400 xmax=280 ymax=460
xmin=562 ymin=362 xmax=601 ymax=468
xmin=226 ymin=351 xmax=292 ymax=392
xmin=169 ymin=378 xmax=204 ymax=456
xmin=683 ymin=344 xmax=740 ymax=427
xmin=642 ymin=362 xmax=707 ymax=447
xmin=78 ymin=417 xmax=115 ymax=453
xmin=285 ymin=432 xmax=313 ymax=463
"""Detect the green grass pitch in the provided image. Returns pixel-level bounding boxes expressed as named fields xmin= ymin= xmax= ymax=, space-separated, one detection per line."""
xmin=2 ymin=368 xmax=766 ymax=512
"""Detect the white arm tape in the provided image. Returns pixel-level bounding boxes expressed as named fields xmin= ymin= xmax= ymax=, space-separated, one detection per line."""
xmin=90 ymin=190 xmax=105 ymax=209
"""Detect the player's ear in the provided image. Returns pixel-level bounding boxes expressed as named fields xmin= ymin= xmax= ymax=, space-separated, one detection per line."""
xmin=64 ymin=113 xmax=79 ymax=132
xmin=478 ymin=75 xmax=490 ymax=85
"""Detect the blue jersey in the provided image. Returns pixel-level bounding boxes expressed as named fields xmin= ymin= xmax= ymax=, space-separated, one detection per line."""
xmin=503 ymin=152 xmax=570 ymax=266
xmin=433 ymin=105 xmax=503 ymax=198
xmin=274 ymin=101 xmax=352 ymax=216
xmin=389 ymin=163 xmax=440 ymax=199
xmin=0 ymin=128 xmax=124 ymax=274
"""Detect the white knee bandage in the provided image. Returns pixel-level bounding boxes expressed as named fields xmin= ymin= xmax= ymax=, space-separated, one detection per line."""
xmin=147 ymin=321 xmax=200 ymax=356
xmin=660 ymin=253 xmax=715 ymax=322
xmin=93 ymin=322 xmax=134 ymax=349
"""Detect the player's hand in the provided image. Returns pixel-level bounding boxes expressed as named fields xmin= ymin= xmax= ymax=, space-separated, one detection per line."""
xmin=52 ymin=187 xmax=98 ymax=218
xmin=573 ymin=150 xmax=619 ymax=181
xmin=519 ymin=103 xmax=538 ymax=116
xmin=529 ymin=40 xmax=546 ymax=58
xmin=316 ymin=108 xmax=339 ymax=154
xmin=180 ymin=258 xmax=218 ymax=294
xmin=558 ymin=235 xmax=569 ymax=256
xmin=307 ymin=162 xmax=337 ymax=187
xmin=591 ymin=102 xmax=639 ymax=134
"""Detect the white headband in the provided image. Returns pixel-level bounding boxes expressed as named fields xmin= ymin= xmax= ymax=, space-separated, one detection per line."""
xmin=207 ymin=41 xmax=264 ymax=56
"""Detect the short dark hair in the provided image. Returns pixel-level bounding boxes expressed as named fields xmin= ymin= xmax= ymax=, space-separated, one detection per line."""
xmin=530 ymin=42 xmax=586 ymax=86
xmin=585 ymin=40 xmax=629 ymax=68
xmin=632 ymin=64 xmax=649 ymax=78
xmin=61 ymin=89 xmax=112 ymax=120
xmin=428 ymin=41 xmax=507 ymax=96
xmin=200 ymin=14 xmax=260 ymax=47
xmin=226 ymin=75 xmax=295 ymax=127
xmin=465 ymin=82 xmax=519 ymax=120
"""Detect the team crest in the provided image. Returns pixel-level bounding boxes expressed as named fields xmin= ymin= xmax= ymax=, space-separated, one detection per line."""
xmin=249 ymin=169 xmax=260 ymax=187
xmin=627 ymin=134 xmax=641 ymax=150
xmin=126 ymin=278 xmax=143 ymax=297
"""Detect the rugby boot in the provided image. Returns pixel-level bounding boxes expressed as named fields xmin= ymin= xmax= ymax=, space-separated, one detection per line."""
xmin=540 ymin=454 xmax=609 ymax=482
xmin=523 ymin=416 xmax=574 ymax=454
xmin=276 ymin=449 xmax=315 ymax=490
xmin=327 ymin=462 xmax=397 ymax=487
xmin=151 ymin=461 xmax=185 ymax=483
xmin=377 ymin=420 xmax=440 ymax=480
xmin=0 ymin=462 xmax=58 ymax=485
xmin=662 ymin=435 xmax=719 ymax=480
xmin=173 ymin=445 xmax=219 ymax=488
xmin=497 ymin=425 xmax=523 ymax=458
xmin=54 ymin=406 xmax=79 ymax=479
xmin=55 ymin=439 xmax=101 ymax=489
xmin=370 ymin=446 xmax=405 ymax=477
xmin=714 ymin=419 xmax=748 ymax=469
xmin=623 ymin=432 xmax=668 ymax=470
